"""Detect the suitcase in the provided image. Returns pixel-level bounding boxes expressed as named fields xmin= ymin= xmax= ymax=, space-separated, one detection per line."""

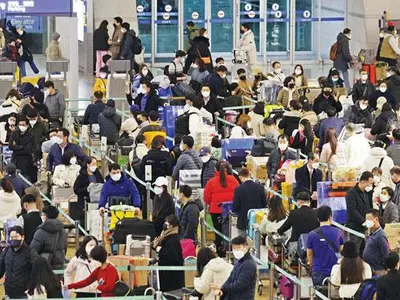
xmin=232 ymin=49 xmax=247 ymax=64
xmin=179 ymin=169 xmax=202 ymax=189
xmin=109 ymin=205 xmax=137 ymax=229
xmin=173 ymin=82 xmax=196 ymax=97
xmin=265 ymin=105 xmax=284 ymax=119
xmin=362 ymin=64 xmax=376 ymax=84
xmin=125 ymin=235 xmax=151 ymax=257
xmin=279 ymin=275 xmax=294 ymax=299
xmin=114 ymin=217 xmax=157 ymax=244
xmin=259 ymin=80 xmax=283 ymax=104
xmin=221 ymin=138 xmax=254 ymax=167
xmin=184 ymin=257 xmax=197 ymax=288
xmin=247 ymin=209 xmax=267 ymax=240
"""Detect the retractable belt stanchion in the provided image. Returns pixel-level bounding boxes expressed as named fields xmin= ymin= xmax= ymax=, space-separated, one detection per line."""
xmin=0 ymin=61 xmax=17 ymax=92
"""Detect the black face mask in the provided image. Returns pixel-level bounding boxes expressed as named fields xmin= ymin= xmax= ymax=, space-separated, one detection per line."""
xmin=323 ymin=91 xmax=331 ymax=97
xmin=288 ymin=83 xmax=295 ymax=89
xmin=239 ymin=75 xmax=246 ymax=80
xmin=240 ymin=29 xmax=245 ymax=34
xmin=10 ymin=239 xmax=22 ymax=249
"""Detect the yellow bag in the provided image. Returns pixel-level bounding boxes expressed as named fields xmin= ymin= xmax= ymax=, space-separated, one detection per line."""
xmin=256 ymin=211 xmax=266 ymax=224
xmin=281 ymin=182 xmax=293 ymax=212
xmin=110 ymin=205 xmax=136 ymax=229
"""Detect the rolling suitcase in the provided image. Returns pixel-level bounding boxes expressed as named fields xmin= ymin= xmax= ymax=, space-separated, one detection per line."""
xmin=221 ymin=138 xmax=254 ymax=168
xmin=247 ymin=209 xmax=267 ymax=239
xmin=114 ymin=217 xmax=157 ymax=244
xmin=173 ymin=82 xmax=196 ymax=97
xmin=125 ymin=235 xmax=151 ymax=257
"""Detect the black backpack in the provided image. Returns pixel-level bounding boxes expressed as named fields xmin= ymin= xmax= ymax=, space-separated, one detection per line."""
xmin=114 ymin=217 xmax=157 ymax=244
xmin=132 ymin=36 xmax=142 ymax=55
xmin=251 ymin=138 xmax=278 ymax=156
xmin=113 ymin=280 xmax=135 ymax=296
xmin=175 ymin=112 xmax=197 ymax=136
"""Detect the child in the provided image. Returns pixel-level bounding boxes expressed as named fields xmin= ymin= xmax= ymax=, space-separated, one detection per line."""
xmin=93 ymin=66 xmax=108 ymax=98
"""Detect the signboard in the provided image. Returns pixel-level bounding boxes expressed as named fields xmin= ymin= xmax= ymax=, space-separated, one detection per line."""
xmin=8 ymin=15 xmax=41 ymax=33
xmin=0 ymin=0 xmax=73 ymax=16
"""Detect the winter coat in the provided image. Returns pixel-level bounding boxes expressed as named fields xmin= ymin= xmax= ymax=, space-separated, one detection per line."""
xmin=9 ymin=129 xmax=34 ymax=173
xmin=386 ymin=74 xmax=400 ymax=103
xmin=277 ymin=88 xmax=300 ymax=108
xmin=352 ymin=80 xmax=376 ymax=103
xmin=201 ymin=157 xmax=218 ymax=188
xmin=267 ymin=149 xmax=297 ymax=181
xmin=362 ymin=147 xmax=394 ymax=187
xmin=207 ymin=72 xmax=231 ymax=98
xmin=240 ymin=30 xmax=257 ymax=66
xmin=0 ymin=122 xmax=12 ymax=144
xmin=98 ymin=106 xmax=122 ymax=145
xmin=189 ymin=68 xmax=210 ymax=85
xmin=129 ymin=143 xmax=149 ymax=166
xmin=140 ymin=149 xmax=173 ymax=183
xmin=300 ymin=111 xmax=318 ymax=127
xmin=30 ymin=219 xmax=68 ymax=268
xmin=0 ymin=97 xmax=20 ymax=118
xmin=179 ymin=200 xmax=201 ymax=240
xmin=333 ymin=32 xmax=352 ymax=71
xmin=189 ymin=35 xmax=213 ymax=71
xmin=380 ymin=201 xmax=399 ymax=224
xmin=318 ymin=117 xmax=345 ymax=149
xmin=93 ymin=27 xmax=109 ymax=51
xmin=172 ymin=149 xmax=203 ymax=180
xmin=369 ymin=90 xmax=397 ymax=110
xmin=6 ymin=174 xmax=29 ymax=198
xmin=45 ymin=40 xmax=62 ymax=61
xmin=371 ymin=110 xmax=396 ymax=136
xmin=64 ymin=256 xmax=101 ymax=294
xmin=0 ymin=244 xmax=38 ymax=299
xmin=44 ymin=90 xmax=66 ymax=119
xmin=185 ymin=25 xmax=200 ymax=51
xmin=202 ymin=95 xmax=223 ymax=122
xmin=343 ymin=102 xmax=373 ymax=128
xmin=133 ymin=89 xmax=164 ymax=113
xmin=320 ymin=142 xmax=347 ymax=168
xmin=204 ymin=172 xmax=239 ymax=214
xmin=138 ymin=122 xmax=166 ymax=147
xmin=110 ymin=25 xmax=124 ymax=59
xmin=21 ymin=102 xmax=50 ymax=121
xmin=98 ymin=172 xmax=141 ymax=208
xmin=345 ymin=184 xmax=373 ymax=232
xmin=345 ymin=134 xmax=371 ymax=168
xmin=152 ymin=192 xmax=175 ymax=236
xmin=30 ymin=121 xmax=47 ymax=159
xmin=52 ymin=164 xmax=81 ymax=187
xmin=278 ymin=110 xmax=303 ymax=137
xmin=46 ymin=142 xmax=87 ymax=171
xmin=0 ymin=190 xmax=21 ymax=227
xmin=221 ymin=252 xmax=257 ymax=300
xmin=248 ymin=111 xmax=266 ymax=138
xmin=119 ymin=29 xmax=137 ymax=69
xmin=120 ymin=117 xmax=139 ymax=138
xmin=73 ymin=167 xmax=104 ymax=205
xmin=387 ymin=141 xmax=400 ymax=166
xmin=313 ymin=93 xmax=343 ymax=116
xmin=82 ymin=100 xmax=106 ymax=125
xmin=194 ymin=257 xmax=233 ymax=300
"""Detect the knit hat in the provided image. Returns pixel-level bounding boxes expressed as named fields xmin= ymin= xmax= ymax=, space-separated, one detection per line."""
xmin=342 ymin=241 xmax=358 ymax=258
xmin=52 ymin=32 xmax=61 ymax=41
xmin=106 ymin=99 xmax=115 ymax=107
xmin=5 ymin=163 xmax=16 ymax=175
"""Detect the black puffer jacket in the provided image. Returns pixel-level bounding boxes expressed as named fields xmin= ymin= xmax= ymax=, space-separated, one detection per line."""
xmin=179 ymin=200 xmax=201 ymax=240
xmin=30 ymin=219 xmax=68 ymax=268
xmin=333 ymin=32 xmax=352 ymax=71
xmin=140 ymin=149 xmax=173 ymax=183
xmin=93 ymin=27 xmax=109 ymax=51
xmin=352 ymin=80 xmax=376 ymax=103
xmin=371 ymin=110 xmax=396 ymax=135
xmin=73 ymin=167 xmax=104 ymax=205
xmin=120 ymin=29 xmax=136 ymax=60
xmin=267 ymin=148 xmax=297 ymax=181
xmin=343 ymin=102 xmax=373 ymax=128
xmin=98 ymin=106 xmax=122 ymax=144
xmin=278 ymin=110 xmax=303 ymax=137
xmin=386 ymin=75 xmax=400 ymax=103
xmin=0 ymin=244 xmax=38 ymax=299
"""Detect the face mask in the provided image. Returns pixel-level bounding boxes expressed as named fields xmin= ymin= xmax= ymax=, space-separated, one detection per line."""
xmin=360 ymin=104 xmax=368 ymax=110
xmin=192 ymin=64 xmax=199 ymax=69
xmin=373 ymin=175 xmax=381 ymax=184
xmin=29 ymin=120 xmax=37 ymax=127
xmin=239 ymin=75 xmax=246 ymax=80
xmin=154 ymin=186 xmax=164 ymax=195
xmin=232 ymin=250 xmax=245 ymax=260
xmin=111 ymin=173 xmax=122 ymax=182
xmin=364 ymin=220 xmax=374 ymax=229
xmin=295 ymin=69 xmax=302 ymax=75
xmin=85 ymin=244 xmax=95 ymax=256
xmin=221 ymin=74 xmax=226 ymax=79
xmin=50 ymin=136 xmax=58 ymax=142
xmin=70 ymin=157 xmax=77 ymax=165
xmin=56 ymin=137 xmax=63 ymax=145
xmin=288 ymin=83 xmax=295 ymax=89
xmin=387 ymin=72 xmax=392 ymax=78
xmin=201 ymin=91 xmax=210 ymax=98
xmin=10 ymin=239 xmax=22 ymax=248
xmin=100 ymin=73 xmax=107 ymax=79
xmin=278 ymin=143 xmax=288 ymax=151
xmin=380 ymin=194 xmax=390 ymax=202
xmin=163 ymin=222 xmax=169 ymax=230
xmin=8 ymin=120 xmax=15 ymax=126
xmin=179 ymin=144 xmax=185 ymax=152
xmin=365 ymin=185 xmax=373 ymax=192
xmin=121 ymin=29 xmax=125 ymax=34
xmin=274 ymin=68 xmax=281 ymax=74
xmin=203 ymin=33 xmax=209 ymax=38
xmin=323 ymin=91 xmax=331 ymax=97
xmin=379 ymin=87 xmax=387 ymax=93
xmin=19 ymin=125 xmax=27 ymax=133
xmin=332 ymin=77 xmax=339 ymax=82
xmin=41 ymin=215 xmax=46 ymax=223
xmin=89 ymin=165 xmax=97 ymax=173
xmin=361 ymin=74 xmax=368 ymax=81
xmin=312 ymin=163 xmax=319 ymax=169
xmin=181 ymin=58 xmax=186 ymax=64
xmin=44 ymin=89 xmax=50 ymax=98
xmin=201 ymin=156 xmax=211 ymax=163
xmin=142 ymin=70 xmax=148 ymax=76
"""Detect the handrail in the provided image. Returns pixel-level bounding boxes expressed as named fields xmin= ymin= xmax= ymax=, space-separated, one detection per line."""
xmin=216 ymin=117 xmax=235 ymax=127
xmin=222 ymin=105 xmax=254 ymax=111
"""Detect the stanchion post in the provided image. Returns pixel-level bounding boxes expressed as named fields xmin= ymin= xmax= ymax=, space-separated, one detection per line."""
xmin=296 ymin=148 xmax=301 ymax=161
xmin=200 ymin=217 xmax=206 ymax=247
xmin=214 ymin=113 xmax=219 ymax=132
xmin=241 ymin=96 xmax=245 ymax=114
xmin=129 ymin=262 xmax=134 ymax=288
xmin=269 ymin=263 xmax=274 ymax=300
xmin=146 ymin=182 xmax=151 ymax=221
xmin=74 ymin=220 xmax=80 ymax=250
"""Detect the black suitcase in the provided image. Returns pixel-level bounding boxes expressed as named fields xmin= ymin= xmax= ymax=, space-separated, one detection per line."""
xmin=173 ymin=82 xmax=195 ymax=97
xmin=113 ymin=217 xmax=157 ymax=244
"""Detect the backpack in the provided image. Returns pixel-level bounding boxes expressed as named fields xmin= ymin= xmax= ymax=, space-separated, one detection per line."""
xmin=353 ymin=278 xmax=378 ymax=300
xmin=113 ymin=280 xmax=135 ymax=297
xmin=330 ymin=42 xmax=338 ymax=61
xmin=175 ymin=112 xmax=197 ymax=136
xmin=132 ymin=36 xmax=142 ymax=55
xmin=164 ymin=61 xmax=176 ymax=76
xmin=251 ymin=137 xmax=278 ymax=156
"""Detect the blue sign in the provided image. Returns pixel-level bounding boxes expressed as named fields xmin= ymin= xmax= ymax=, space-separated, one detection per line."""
xmin=0 ymin=0 xmax=72 ymax=16
xmin=8 ymin=15 xmax=41 ymax=33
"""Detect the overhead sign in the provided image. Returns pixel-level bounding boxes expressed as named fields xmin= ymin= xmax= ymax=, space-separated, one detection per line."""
xmin=8 ymin=15 xmax=41 ymax=33
xmin=0 ymin=0 xmax=73 ymax=16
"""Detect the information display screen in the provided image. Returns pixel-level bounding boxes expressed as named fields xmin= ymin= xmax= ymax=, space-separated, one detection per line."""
xmin=0 ymin=0 xmax=72 ymax=16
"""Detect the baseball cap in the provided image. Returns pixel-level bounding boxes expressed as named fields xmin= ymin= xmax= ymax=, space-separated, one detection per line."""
xmin=199 ymin=147 xmax=211 ymax=157
xmin=153 ymin=176 xmax=168 ymax=187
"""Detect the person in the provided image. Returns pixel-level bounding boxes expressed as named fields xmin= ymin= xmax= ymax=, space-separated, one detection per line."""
xmin=248 ymin=102 xmax=266 ymax=138
xmin=205 ymin=161 xmax=239 ymax=247
xmin=154 ymin=214 xmax=184 ymax=292
xmin=43 ymin=80 xmax=65 ymax=126
xmin=239 ymin=23 xmax=257 ymax=68
xmin=215 ymin=57 xmax=224 ymax=68
xmin=352 ymin=69 xmax=376 ymax=103
xmin=93 ymin=67 xmax=108 ymax=97
xmin=137 ymin=111 xmax=166 ymax=147
xmin=120 ymin=104 xmax=140 ymax=138
xmin=185 ymin=21 xmax=199 ymax=54
xmin=194 ymin=247 xmax=233 ymax=300
xmin=263 ymin=118 xmax=280 ymax=141
xmin=327 ymin=68 xmax=345 ymax=88
xmin=0 ymin=178 xmax=21 ymax=228
xmin=0 ymin=89 xmax=20 ymax=119
xmin=16 ymin=194 xmax=42 ymax=245
xmin=109 ymin=16 xmax=124 ymax=59
xmin=178 ymin=185 xmax=201 ymax=240
xmin=277 ymin=76 xmax=300 ymax=108
xmin=27 ymin=257 xmax=62 ymax=298
xmin=24 ymin=186 xmax=44 ymax=213
xmin=129 ymin=134 xmax=149 ymax=169
xmin=318 ymin=106 xmax=344 ymax=149
xmin=45 ymin=32 xmax=63 ymax=61
xmin=65 ymin=245 xmax=119 ymax=297
xmin=47 ymin=128 xmax=87 ymax=172
xmin=320 ymin=127 xmax=347 ymax=168
xmin=236 ymin=68 xmax=254 ymax=98
xmin=11 ymin=25 xmax=39 ymax=77
xmin=387 ymin=128 xmax=400 ymax=166
xmin=9 ymin=116 xmax=36 ymax=182
xmin=343 ymin=97 xmax=373 ymax=128
xmin=119 ymin=22 xmax=139 ymax=72
xmin=140 ymin=136 xmax=172 ymax=184
xmin=207 ymin=65 xmax=231 ymax=98
xmin=211 ymin=236 xmax=257 ymax=299
xmin=133 ymin=64 xmax=154 ymax=91
xmin=185 ymin=93 xmax=213 ymax=130
xmin=363 ymin=209 xmax=390 ymax=274
xmin=93 ymin=20 xmax=109 ymax=77
xmin=266 ymin=61 xmax=285 ymax=83
xmin=52 ymin=151 xmax=81 ymax=188
xmin=279 ymin=100 xmax=303 ymax=138
xmin=230 ymin=113 xmax=252 ymax=138
xmin=292 ymin=64 xmax=308 ymax=88
xmin=333 ymin=28 xmax=353 ymax=92
xmin=278 ymin=191 xmax=319 ymax=243
xmin=64 ymin=236 xmax=100 ymax=297
xmin=345 ymin=123 xmax=371 ymax=168
xmin=377 ymin=252 xmax=400 ymax=300
xmin=41 ymin=128 xmax=59 ymax=154
xmin=4 ymin=162 xmax=29 ymax=197
xmin=22 ymin=90 xmax=50 ymax=122
xmin=345 ymin=171 xmax=374 ymax=253
xmin=386 ymin=66 xmax=400 ymax=102
xmin=267 ymin=134 xmax=297 ymax=182
xmin=98 ymin=163 xmax=141 ymax=211
xmin=82 ymin=91 xmax=106 ymax=127
xmin=0 ymin=25 xmax=5 ymax=51
xmin=330 ymin=241 xmax=372 ymax=299
xmin=379 ymin=186 xmax=399 ymax=223
xmin=300 ymin=101 xmax=318 ymax=127
xmin=291 ymin=119 xmax=314 ymax=155
xmin=379 ymin=25 xmax=400 ymax=67
xmin=391 ymin=166 xmax=400 ymax=214
xmin=259 ymin=195 xmax=288 ymax=236
xmin=295 ymin=153 xmax=322 ymax=203
xmin=30 ymin=205 xmax=67 ymax=269
xmin=200 ymin=84 xmax=223 ymax=122
xmin=362 ymin=140 xmax=394 ymax=187
xmin=130 ymin=80 xmax=164 ymax=114
xmin=200 ymin=147 xmax=218 ymax=188
xmin=26 ymin=108 xmax=47 ymax=161
xmin=167 ymin=50 xmax=187 ymax=83
xmin=313 ymin=83 xmax=343 ymax=116
xmin=307 ymin=206 xmax=345 ymax=286
xmin=172 ymin=135 xmax=203 ymax=181
xmin=0 ymin=112 xmax=17 ymax=144
xmin=369 ymin=81 xmax=397 ymax=111
xmin=98 ymin=99 xmax=122 ymax=145
xmin=188 ymin=28 xmax=212 ymax=73
xmin=0 ymin=226 xmax=38 ymax=299
xmin=151 ymin=177 xmax=175 ymax=236
xmin=232 ymin=167 xmax=267 ymax=237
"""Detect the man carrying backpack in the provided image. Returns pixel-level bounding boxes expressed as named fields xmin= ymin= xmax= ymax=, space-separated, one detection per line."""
xmin=119 ymin=22 xmax=142 ymax=74
xmin=172 ymin=136 xmax=203 ymax=181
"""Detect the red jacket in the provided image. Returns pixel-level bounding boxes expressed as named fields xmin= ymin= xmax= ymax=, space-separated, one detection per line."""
xmin=204 ymin=172 xmax=239 ymax=213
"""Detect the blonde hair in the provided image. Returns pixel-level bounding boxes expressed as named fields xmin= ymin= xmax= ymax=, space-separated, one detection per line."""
xmin=237 ymin=114 xmax=251 ymax=128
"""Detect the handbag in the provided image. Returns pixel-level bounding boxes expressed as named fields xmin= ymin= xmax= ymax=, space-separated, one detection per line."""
xmin=40 ymin=231 xmax=59 ymax=264
xmin=113 ymin=280 xmax=135 ymax=296
xmin=197 ymin=47 xmax=211 ymax=64
xmin=180 ymin=239 xmax=196 ymax=259
xmin=87 ymin=183 xmax=103 ymax=203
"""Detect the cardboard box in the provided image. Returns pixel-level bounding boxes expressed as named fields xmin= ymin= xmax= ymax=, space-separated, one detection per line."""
xmin=247 ymin=156 xmax=268 ymax=182
xmin=108 ymin=255 xmax=149 ymax=287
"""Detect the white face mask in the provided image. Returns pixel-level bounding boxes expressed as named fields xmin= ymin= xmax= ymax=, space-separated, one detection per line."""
xmin=360 ymin=104 xmax=368 ymax=110
xmin=274 ymin=68 xmax=281 ymax=74
xmin=387 ymin=72 xmax=392 ymax=78
xmin=50 ymin=136 xmax=58 ymax=142
xmin=142 ymin=69 xmax=148 ymax=76
xmin=56 ymin=137 xmax=63 ymax=145
xmin=19 ymin=125 xmax=27 ymax=133
xmin=332 ymin=77 xmax=339 ymax=82
xmin=201 ymin=156 xmax=211 ymax=163
xmin=89 ymin=165 xmax=97 ymax=173
xmin=154 ymin=186 xmax=164 ymax=195
xmin=85 ymin=242 xmax=96 ymax=256
xmin=100 ymin=73 xmax=107 ymax=79
xmin=192 ymin=64 xmax=199 ymax=69
xmin=295 ymin=69 xmax=302 ymax=75
xmin=364 ymin=220 xmax=374 ymax=229
xmin=29 ymin=120 xmax=37 ymax=127
xmin=312 ymin=163 xmax=319 ymax=169
xmin=232 ymin=250 xmax=245 ymax=260
xmin=380 ymin=194 xmax=390 ymax=202
xmin=221 ymin=73 xmax=226 ymax=79
xmin=379 ymin=87 xmax=387 ymax=93
xmin=365 ymin=185 xmax=373 ymax=192
xmin=111 ymin=173 xmax=122 ymax=182
xmin=373 ymin=175 xmax=381 ymax=184
xmin=70 ymin=157 xmax=77 ymax=165
xmin=179 ymin=144 xmax=185 ymax=152
xmin=278 ymin=143 xmax=288 ymax=151
xmin=201 ymin=91 xmax=210 ymax=98
xmin=44 ymin=89 xmax=50 ymax=98
xmin=361 ymin=74 xmax=368 ymax=81
xmin=380 ymin=33 xmax=384 ymax=38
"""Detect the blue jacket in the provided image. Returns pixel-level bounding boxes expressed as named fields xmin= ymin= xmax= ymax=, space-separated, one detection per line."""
xmin=98 ymin=173 xmax=141 ymax=208
xmin=6 ymin=175 xmax=29 ymax=198
xmin=46 ymin=143 xmax=87 ymax=171
xmin=82 ymin=100 xmax=106 ymax=125
xmin=221 ymin=252 xmax=257 ymax=300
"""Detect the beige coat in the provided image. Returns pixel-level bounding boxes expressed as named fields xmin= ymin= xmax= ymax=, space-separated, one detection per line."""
xmin=248 ymin=111 xmax=266 ymax=138
xmin=277 ymin=87 xmax=300 ymax=108
xmin=46 ymin=40 xmax=62 ymax=61
xmin=110 ymin=25 xmax=124 ymax=59
xmin=0 ymin=31 xmax=5 ymax=51
xmin=240 ymin=30 xmax=257 ymax=66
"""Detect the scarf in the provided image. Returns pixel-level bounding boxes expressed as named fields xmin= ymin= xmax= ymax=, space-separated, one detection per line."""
xmin=153 ymin=226 xmax=179 ymax=248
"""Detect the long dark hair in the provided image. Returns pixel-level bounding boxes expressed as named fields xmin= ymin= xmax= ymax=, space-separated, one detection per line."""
xmin=196 ymin=247 xmax=216 ymax=276
xmin=324 ymin=128 xmax=338 ymax=161
xmin=300 ymin=119 xmax=314 ymax=141
xmin=195 ymin=58 xmax=207 ymax=73
xmin=216 ymin=160 xmax=228 ymax=188
xmin=340 ymin=257 xmax=365 ymax=284
xmin=1 ymin=178 xmax=14 ymax=193
xmin=75 ymin=235 xmax=99 ymax=260
xmin=99 ymin=20 xmax=108 ymax=30
xmin=267 ymin=196 xmax=287 ymax=222
xmin=28 ymin=257 xmax=61 ymax=295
